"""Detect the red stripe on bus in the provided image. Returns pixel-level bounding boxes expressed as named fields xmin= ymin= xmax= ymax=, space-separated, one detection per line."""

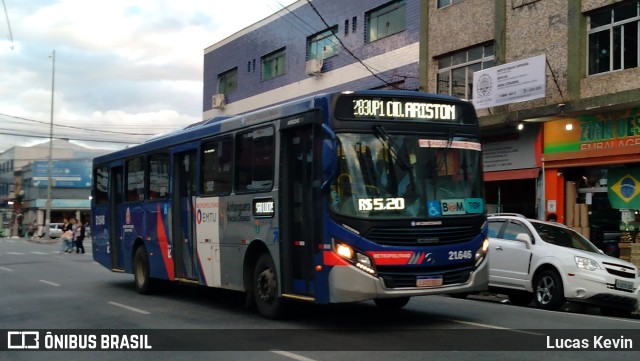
xmin=367 ymin=251 xmax=413 ymax=266
xmin=156 ymin=204 xmax=175 ymax=280
xmin=322 ymin=251 xmax=350 ymax=266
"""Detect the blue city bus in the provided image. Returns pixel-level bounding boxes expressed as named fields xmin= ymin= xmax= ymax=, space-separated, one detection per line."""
xmin=91 ymin=90 xmax=489 ymax=319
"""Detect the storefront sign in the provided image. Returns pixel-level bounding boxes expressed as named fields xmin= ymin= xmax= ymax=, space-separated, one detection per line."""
xmin=472 ymin=54 xmax=546 ymax=110
xmin=608 ymin=168 xmax=640 ymax=209
xmin=544 ymin=109 xmax=640 ymax=154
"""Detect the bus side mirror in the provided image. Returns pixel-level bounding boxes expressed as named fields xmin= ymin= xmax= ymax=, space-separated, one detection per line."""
xmin=321 ymin=123 xmax=337 ymax=191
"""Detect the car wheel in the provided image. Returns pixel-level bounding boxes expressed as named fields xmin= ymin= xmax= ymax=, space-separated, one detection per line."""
xmin=533 ymin=269 xmax=564 ymax=310
xmin=374 ymin=297 xmax=411 ymax=310
xmin=507 ymin=291 xmax=532 ymax=306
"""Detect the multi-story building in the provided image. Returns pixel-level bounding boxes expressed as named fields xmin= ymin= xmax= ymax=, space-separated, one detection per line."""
xmin=202 ymin=0 xmax=640 ymax=259
xmin=0 ymin=140 xmax=109 ymax=237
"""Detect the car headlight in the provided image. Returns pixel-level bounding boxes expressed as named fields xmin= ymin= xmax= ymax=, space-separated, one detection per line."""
xmin=575 ymin=256 xmax=601 ymax=271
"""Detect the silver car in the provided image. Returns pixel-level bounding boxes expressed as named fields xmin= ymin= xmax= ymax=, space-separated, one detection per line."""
xmin=47 ymin=223 xmax=64 ymax=238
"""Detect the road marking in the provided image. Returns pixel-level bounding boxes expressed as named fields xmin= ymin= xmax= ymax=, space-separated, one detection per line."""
xmin=271 ymin=350 xmax=319 ymax=361
xmin=30 ymin=251 xmax=49 ymax=255
xmin=39 ymin=280 xmax=61 ymax=287
xmin=0 ymin=266 xmax=13 ymax=272
xmin=6 ymin=252 xmax=24 ymax=255
xmin=443 ymin=318 xmax=544 ymax=336
xmin=108 ymin=301 xmax=150 ymax=315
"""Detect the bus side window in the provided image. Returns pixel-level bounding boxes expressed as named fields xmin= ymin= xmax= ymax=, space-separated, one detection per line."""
xmin=202 ymin=137 xmax=233 ymax=195
xmin=126 ymin=157 xmax=145 ymax=202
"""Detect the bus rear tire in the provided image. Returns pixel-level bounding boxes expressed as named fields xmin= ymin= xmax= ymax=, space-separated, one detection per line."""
xmin=254 ymin=253 xmax=284 ymax=319
xmin=134 ymin=246 xmax=155 ymax=295
xmin=374 ymin=297 xmax=410 ymax=310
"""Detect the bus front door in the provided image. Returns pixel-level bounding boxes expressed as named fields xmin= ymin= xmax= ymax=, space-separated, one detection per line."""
xmin=280 ymin=122 xmax=321 ymax=298
xmin=172 ymin=151 xmax=199 ymax=280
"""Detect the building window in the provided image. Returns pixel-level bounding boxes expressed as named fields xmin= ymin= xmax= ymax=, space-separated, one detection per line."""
xmin=345 ymin=19 xmax=349 ymax=35
xmin=588 ymin=1 xmax=640 ymax=75
xmin=436 ymin=43 xmax=495 ymax=100
xmin=218 ymin=67 xmax=238 ymax=94
xmin=366 ymin=0 xmax=406 ymax=43
xmin=437 ymin=0 xmax=463 ymax=8
xmin=307 ymin=26 xmax=339 ymax=60
xmin=353 ymin=16 xmax=358 ymax=32
xmin=201 ymin=137 xmax=233 ymax=195
xmin=262 ymin=48 xmax=286 ymax=81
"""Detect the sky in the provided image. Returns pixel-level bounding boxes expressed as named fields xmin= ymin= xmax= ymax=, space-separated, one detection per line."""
xmin=0 ymin=0 xmax=298 ymax=153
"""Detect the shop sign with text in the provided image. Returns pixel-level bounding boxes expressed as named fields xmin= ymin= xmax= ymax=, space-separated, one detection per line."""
xmin=544 ymin=109 xmax=640 ymax=154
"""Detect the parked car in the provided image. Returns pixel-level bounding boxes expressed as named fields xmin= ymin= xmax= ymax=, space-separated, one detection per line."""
xmin=485 ymin=213 xmax=639 ymax=316
xmin=47 ymin=223 xmax=64 ymax=239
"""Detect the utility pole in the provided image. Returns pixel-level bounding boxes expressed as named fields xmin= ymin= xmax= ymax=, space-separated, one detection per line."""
xmin=44 ymin=49 xmax=55 ymax=239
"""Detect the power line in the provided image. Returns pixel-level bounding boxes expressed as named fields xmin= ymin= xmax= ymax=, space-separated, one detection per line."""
xmin=0 ymin=130 xmax=144 ymax=144
xmin=304 ymin=0 xmax=403 ymax=90
xmin=0 ymin=112 xmax=167 ymax=136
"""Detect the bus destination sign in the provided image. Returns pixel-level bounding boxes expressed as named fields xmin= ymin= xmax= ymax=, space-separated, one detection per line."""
xmin=352 ymin=99 xmax=456 ymax=121
xmin=334 ymin=95 xmax=474 ymax=123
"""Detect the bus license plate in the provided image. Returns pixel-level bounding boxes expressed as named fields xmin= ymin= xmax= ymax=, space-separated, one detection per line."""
xmin=615 ymin=279 xmax=634 ymax=291
xmin=416 ymin=276 xmax=443 ymax=288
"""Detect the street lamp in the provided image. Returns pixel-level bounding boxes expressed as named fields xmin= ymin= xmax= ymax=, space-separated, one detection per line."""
xmin=44 ymin=49 xmax=55 ymax=239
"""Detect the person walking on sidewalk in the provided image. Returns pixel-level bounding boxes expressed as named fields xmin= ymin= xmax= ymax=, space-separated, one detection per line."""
xmin=59 ymin=218 xmax=74 ymax=254
xmin=72 ymin=218 xmax=85 ymax=254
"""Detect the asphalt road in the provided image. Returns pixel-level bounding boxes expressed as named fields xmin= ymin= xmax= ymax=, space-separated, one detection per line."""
xmin=1 ymin=236 xmax=639 ymax=361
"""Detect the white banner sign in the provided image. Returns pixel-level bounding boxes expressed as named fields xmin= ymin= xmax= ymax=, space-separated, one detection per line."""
xmin=472 ymin=54 xmax=546 ymax=110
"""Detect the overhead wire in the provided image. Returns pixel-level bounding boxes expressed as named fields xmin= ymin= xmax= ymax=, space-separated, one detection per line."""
xmin=304 ymin=0 xmax=403 ymax=90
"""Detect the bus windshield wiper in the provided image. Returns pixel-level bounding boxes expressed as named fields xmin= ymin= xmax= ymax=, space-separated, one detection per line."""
xmin=372 ymin=125 xmax=413 ymax=171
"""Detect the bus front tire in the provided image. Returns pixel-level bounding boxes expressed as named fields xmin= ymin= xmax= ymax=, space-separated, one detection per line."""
xmin=374 ymin=297 xmax=410 ymax=310
xmin=253 ymin=253 xmax=284 ymax=319
xmin=134 ymin=246 xmax=155 ymax=294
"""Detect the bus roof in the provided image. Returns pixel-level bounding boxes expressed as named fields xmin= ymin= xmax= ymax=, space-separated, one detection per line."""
xmin=93 ymin=90 xmax=470 ymax=164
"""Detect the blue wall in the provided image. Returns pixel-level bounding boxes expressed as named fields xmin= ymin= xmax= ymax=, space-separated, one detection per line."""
xmin=203 ymin=0 xmax=422 ymax=112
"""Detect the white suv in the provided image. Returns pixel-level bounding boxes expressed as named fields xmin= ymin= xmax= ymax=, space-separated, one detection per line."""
xmin=486 ymin=213 xmax=639 ymax=316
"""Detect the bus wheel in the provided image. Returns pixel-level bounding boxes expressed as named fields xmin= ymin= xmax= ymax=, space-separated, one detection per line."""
xmin=254 ymin=253 xmax=284 ymax=319
xmin=133 ymin=246 xmax=155 ymax=294
xmin=374 ymin=297 xmax=410 ymax=310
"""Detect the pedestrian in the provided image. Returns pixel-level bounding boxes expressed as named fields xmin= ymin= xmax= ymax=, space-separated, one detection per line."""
xmin=73 ymin=218 xmax=86 ymax=254
xmin=59 ymin=218 xmax=73 ymax=253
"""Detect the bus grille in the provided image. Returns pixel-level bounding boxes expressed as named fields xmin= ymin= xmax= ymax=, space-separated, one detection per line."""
xmin=365 ymin=225 xmax=479 ymax=246
xmin=377 ymin=264 xmax=474 ymax=288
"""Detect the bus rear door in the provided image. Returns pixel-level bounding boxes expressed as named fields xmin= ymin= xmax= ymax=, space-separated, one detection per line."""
xmin=110 ymin=165 xmax=125 ymax=271
xmin=172 ymin=150 xmax=199 ymax=281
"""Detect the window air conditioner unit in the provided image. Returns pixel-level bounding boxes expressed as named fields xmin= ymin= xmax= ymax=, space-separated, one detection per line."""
xmin=212 ymin=94 xmax=226 ymax=109
xmin=305 ymin=58 xmax=323 ymax=76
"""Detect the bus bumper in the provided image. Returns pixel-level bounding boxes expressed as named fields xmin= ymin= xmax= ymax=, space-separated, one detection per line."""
xmin=327 ymin=258 xmax=489 ymax=303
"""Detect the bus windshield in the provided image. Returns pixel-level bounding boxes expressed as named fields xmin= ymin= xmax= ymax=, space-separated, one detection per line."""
xmin=329 ymin=132 xmax=484 ymax=219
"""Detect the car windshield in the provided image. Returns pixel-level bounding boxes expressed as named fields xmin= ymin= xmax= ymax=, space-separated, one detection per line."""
xmin=328 ymin=132 xmax=484 ymax=219
xmin=531 ymin=222 xmax=601 ymax=253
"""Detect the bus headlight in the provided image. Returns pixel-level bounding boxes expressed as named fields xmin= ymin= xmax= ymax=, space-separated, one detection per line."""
xmin=475 ymin=238 xmax=489 ymax=266
xmin=333 ymin=240 xmax=377 ymax=275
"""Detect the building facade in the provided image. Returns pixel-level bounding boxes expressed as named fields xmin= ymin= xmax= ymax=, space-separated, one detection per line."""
xmin=0 ymin=140 xmax=109 ymax=237
xmin=202 ymin=0 xmax=640 ymax=261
